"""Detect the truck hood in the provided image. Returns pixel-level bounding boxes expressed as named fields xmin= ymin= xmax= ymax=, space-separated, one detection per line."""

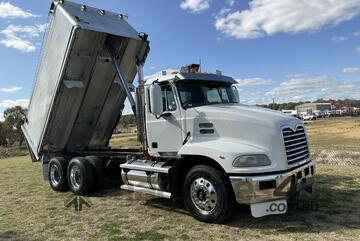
xmin=192 ymin=104 xmax=301 ymax=129
xmin=182 ymin=104 xmax=305 ymax=173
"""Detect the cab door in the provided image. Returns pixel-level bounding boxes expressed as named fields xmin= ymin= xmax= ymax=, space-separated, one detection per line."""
xmin=146 ymin=83 xmax=184 ymax=156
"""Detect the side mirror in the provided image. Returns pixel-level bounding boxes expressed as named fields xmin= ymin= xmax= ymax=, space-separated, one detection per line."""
xmin=149 ymin=85 xmax=163 ymax=116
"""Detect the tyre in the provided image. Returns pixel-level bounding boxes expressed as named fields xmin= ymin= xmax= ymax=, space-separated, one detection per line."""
xmin=183 ymin=165 xmax=234 ymax=223
xmin=85 ymin=156 xmax=105 ymax=192
xmin=48 ymin=157 xmax=69 ymax=192
xmin=67 ymin=157 xmax=94 ymax=195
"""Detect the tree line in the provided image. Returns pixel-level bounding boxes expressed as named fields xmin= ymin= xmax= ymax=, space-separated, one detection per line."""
xmin=0 ymin=106 xmax=26 ymax=147
xmin=2 ymin=99 xmax=358 ymax=147
xmin=258 ymin=99 xmax=360 ymax=110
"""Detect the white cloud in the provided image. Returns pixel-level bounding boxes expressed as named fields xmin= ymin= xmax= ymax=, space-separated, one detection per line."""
xmin=337 ymin=83 xmax=360 ymax=98
xmin=343 ymin=67 xmax=360 ymax=74
xmin=0 ymin=86 xmax=22 ymax=93
xmin=239 ymin=76 xmax=360 ymax=105
xmin=228 ymin=0 xmax=236 ymax=7
xmin=0 ymin=112 xmax=3 ymax=122
xmin=0 ymin=2 xmax=37 ymax=19
xmin=353 ymin=31 xmax=360 ymax=36
xmin=264 ymin=75 xmax=360 ymax=103
xmin=265 ymin=76 xmax=332 ymax=102
xmin=215 ymin=0 xmax=360 ymax=39
xmin=0 ymin=38 xmax=35 ymax=52
xmin=0 ymin=99 xmax=29 ymax=110
xmin=331 ymin=36 xmax=348 ymax=42
xmin=235 ymin=77 xmax=273 ymax=87
xmin=357 ymin=46 xmax=360 ymax=53
xmin=0 ymin=24 xmax=48 ymax=52
xmin=180 ymin=0 xmax=211 ymax=13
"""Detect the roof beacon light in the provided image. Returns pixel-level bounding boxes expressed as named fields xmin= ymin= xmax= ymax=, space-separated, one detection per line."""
xmin=188 ymin=64 xmax=200 ymax=73
xmin=180 ymin=64 xmax=200 ymax=74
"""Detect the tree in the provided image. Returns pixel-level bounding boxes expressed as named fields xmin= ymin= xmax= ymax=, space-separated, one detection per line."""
xmin=0 ymin=122 xmax=7 ymax=146
xmin=3 ymin=106 xmax=26 ymax=146
xmin=118 ymin=114 xmax=136 ymax=129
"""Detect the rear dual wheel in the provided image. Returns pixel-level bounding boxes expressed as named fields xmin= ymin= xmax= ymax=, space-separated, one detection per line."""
xmin=48 ymin=157 xmax=69 ymax=192
xmin=48 ymin=156 xmax=105 ymax=195
xmin=67 ymin=157 xmax=94 ymax=195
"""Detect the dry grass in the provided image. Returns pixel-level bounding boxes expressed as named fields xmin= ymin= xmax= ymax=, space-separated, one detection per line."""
xmin=0 ymin=146 xmax=28 ymax=159
xmin=1 ymin=118 xmax=360 ymax=240
xmin=305 ymin=117 xmax=360 ymax=152
xmin=1 ymin=157 xmax=360 ymax=241
xmin=109 ymin=134 xmax=140 ymax=149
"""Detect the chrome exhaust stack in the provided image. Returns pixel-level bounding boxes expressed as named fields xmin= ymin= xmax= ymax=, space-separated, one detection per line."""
xmin=136 ymin=63 xmax=147 ymax=150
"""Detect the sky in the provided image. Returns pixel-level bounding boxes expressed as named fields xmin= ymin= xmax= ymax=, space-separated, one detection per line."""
xmin=0 ymin=0 xmax=360 ymax=120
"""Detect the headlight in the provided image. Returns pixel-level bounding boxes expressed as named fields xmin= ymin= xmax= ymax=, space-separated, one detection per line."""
xmin=232 ymin=155 xmax=271 ymax=167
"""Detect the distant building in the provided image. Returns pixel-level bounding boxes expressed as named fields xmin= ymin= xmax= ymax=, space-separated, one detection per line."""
xmin=296 ymin=103 xmax=331 ymax=115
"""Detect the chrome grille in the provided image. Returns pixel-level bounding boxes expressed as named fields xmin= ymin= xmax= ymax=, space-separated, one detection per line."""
xmin=282 ymin=126 xmax=309 ymax=165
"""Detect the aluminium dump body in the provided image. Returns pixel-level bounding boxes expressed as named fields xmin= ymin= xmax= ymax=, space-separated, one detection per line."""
xmin=22 ymin=1 xmax=149 ymax=160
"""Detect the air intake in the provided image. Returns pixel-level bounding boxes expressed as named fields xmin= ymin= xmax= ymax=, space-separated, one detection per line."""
xmin=282 ymin=126 xmax=310 ymax=165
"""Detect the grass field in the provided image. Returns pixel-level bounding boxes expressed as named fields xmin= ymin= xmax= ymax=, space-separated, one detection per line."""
xmin=306 ymin=117 xmax=360 ymax=152
xmin=1 ymin=118 xmax=360 ymax=241
xmin=109 ymin=133 xmax=140 ymax=149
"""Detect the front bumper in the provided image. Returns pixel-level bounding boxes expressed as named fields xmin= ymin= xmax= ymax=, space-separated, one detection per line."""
xmin=229 ymin=161 xmax=315 ymax=204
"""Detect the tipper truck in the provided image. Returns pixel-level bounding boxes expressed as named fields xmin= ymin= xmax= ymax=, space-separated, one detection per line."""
xmin=22 ymin=0 xmax=315 ymax=223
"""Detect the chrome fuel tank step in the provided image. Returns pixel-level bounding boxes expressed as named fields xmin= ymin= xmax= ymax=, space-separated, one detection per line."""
xmin=120 ymin=159 xmax=171 ymax=173
xmin=120 ymin=159 xmax=173 ymax=195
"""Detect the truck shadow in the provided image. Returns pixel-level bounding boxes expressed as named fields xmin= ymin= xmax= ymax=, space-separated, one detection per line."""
xmin=144 ymin=173 xmax=360 ymax=233
xmin=87 ymin=179 xmax=123 ymax=197
xmin=86 ymin=172 xmax=360 ymax=233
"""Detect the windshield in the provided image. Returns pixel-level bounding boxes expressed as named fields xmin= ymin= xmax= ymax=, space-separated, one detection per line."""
xmin=176 ymin=81 xmax=238 ymax=109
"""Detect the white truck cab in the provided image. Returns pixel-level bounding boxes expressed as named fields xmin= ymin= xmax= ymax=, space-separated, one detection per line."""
xmin=140 ymin=68 xmax=315 ymax=220
xmin=23 ymin=0 xmax=315 ymax=223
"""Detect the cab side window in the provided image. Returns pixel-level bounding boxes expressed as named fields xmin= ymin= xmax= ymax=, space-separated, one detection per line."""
xmin=161 ymin=85 xmax=177 ymax=112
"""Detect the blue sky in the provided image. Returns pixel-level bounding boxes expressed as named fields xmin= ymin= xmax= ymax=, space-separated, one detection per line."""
xmin=0 ymin=0 xmax=360 ymax=119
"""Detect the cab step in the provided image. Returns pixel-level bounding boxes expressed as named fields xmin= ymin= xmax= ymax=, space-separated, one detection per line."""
xmin=120 ymin=184 xmax=171 ymax=199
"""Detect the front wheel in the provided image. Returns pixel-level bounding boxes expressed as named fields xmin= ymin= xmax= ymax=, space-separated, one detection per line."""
xmin=183 ymin=165 xmax=234 ymax=223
